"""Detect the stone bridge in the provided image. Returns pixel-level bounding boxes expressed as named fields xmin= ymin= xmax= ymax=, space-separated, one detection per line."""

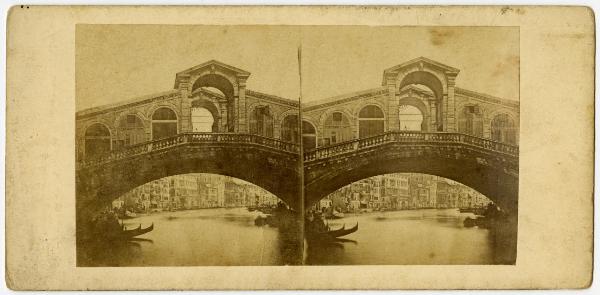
xmin=76 ymin=57 xmax=519 ymax=219
xmin=304 ymin=131 xmax=519 ymax=214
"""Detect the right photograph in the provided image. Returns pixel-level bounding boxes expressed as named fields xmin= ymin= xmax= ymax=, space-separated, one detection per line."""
xmin=301 ymin=26 xmax=519 ymax=265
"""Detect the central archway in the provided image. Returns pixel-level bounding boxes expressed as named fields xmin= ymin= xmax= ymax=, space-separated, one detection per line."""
xmin=397 ymin=71 xmax=445 ymax=130
xmin=398 ymin=105 xmax=424 ymax=131
xmin=191 ymin=74 xmax=235 ymax=132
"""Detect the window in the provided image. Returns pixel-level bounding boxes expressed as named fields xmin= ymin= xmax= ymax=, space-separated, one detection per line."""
xmin=84 ymin=123 xmax=111 ymax=160
xmin=281 ymin=115 xmax=300 ymax=143
xmin=152 ymin=107 xmax=178 ymax=140
xmin=358 ymin=105 xmax=385 ymax=138
xmin=249 ymin=106 xmax=274 ymax=137
xmin=302 ymin=120 xmax=317 ymax=150
xmin=117 ymin=114 xmax=145 ymax=148
xmin=491 ymin=114 xmax=517 ymax=145
xmin=458 ymin=105 xmax=483 ymax=137
xmin=319 ymin=112 xmax=353 ymax=146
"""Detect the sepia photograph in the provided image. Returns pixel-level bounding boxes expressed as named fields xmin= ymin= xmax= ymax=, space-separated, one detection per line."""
xmin=75 ymin=25 xmax=519 ymax=266
xmin=6 ymin=5 xmax=594 ymax=290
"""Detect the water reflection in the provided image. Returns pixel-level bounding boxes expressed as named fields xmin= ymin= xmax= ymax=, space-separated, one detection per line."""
xmin=77 ymin=208 xmax=302 ymax=266
xmin=77 ymin=208 xmax=510 ymax=266
xmin=306 ymin=209 xmax=495 ymax=265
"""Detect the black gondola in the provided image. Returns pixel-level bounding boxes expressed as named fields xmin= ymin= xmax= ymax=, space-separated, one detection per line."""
xmin=121 ymin=223 xmax=154 ymax=239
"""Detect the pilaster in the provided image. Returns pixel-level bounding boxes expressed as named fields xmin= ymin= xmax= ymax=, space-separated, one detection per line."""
xmin=237 ymin=76 xmax=248 ymax=133
xmin=386 ymin=77 xmax=398 ymax=131
xmin=446 ymin=74 xmax=458 ymax=132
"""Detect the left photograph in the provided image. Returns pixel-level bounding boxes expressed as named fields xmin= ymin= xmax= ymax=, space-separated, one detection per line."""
xmin=75 ymin=25 xmax=304 ymax=266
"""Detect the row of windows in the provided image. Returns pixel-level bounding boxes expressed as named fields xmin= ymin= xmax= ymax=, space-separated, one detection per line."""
xmin=82 ymin=105 xmax=517 ymax=160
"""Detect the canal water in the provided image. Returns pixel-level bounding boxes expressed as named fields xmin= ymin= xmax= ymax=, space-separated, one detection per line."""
xmin=306 ymin=208 xmax=494 ymax=265
xmin=78 ymin=208 xmax=495 ymax=266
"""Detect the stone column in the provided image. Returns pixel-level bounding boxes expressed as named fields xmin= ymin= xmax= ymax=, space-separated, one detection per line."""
xmin=219 ymin=101 xmax=228 ymax=133
xmin=237 ymin=77 xmax=248 ymax=133
xmin=446 ymin=74 xmax=458 ymax=132
xmin=179 ymin=81 xmax=192 ymax=133
xmin=483 ymin=117 xmax=492 ymax=139
xmin=429 ymin=99 xmax=437 ymax=132
xmin=386 ymin=77 xmax=398 ymax=131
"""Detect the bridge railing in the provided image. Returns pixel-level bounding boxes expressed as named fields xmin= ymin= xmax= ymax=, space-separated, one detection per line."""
xmin=304 ymin=131 xmax=519 ymax=162
xmin=78 ymin=132 xmax=300 ymax=167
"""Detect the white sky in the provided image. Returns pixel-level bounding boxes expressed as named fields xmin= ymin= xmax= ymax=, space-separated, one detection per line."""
xmin=76 ymin=25 xmax=518 ymax=111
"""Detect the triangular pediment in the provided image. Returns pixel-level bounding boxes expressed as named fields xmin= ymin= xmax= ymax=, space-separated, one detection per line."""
xmin=177 ymin=60 xmax=250 ymax=76
xmin=383 ymin=57 xmax=460 ymax=76
xmin=174 ymin=60 xmax=250 ymax=88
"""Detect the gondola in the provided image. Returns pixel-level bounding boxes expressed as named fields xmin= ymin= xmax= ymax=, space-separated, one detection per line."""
xmin=326 ymin=223 xmax=358 ymax=238
xmin=307 ymin=223 xmax=358 ymax=242
xmin=121 ymin=223 xmax=154 ymax=239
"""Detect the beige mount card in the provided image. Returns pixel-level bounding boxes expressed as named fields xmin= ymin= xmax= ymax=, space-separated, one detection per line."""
xmin=5 ymin=5 xmax=595 ymax=290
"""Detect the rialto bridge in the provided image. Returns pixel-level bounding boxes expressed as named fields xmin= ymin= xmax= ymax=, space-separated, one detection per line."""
xmin=76 ymin=57 xmax=519 ymax=222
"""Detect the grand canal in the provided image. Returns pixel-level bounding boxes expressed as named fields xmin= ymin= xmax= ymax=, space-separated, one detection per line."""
xmin=78 ymin=208 xmax=497 ymax=266
xmin=306 ymin=208 xmax=494 ymax=265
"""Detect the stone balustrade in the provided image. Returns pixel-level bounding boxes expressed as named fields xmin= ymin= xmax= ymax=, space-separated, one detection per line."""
xmin=304 ymin=131 xmax=519 ymax=162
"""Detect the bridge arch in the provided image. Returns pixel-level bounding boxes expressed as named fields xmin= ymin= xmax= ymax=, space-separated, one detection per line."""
xmin=190 ymin=73 xmax=237 ymax=132
xmin=397 ymin=70 xmax=445 ymax=100
xmin=304 ymin=136 xmax=518 ymax=214
xmin=77 ymin=139 xmax=301 ymax=223
xmin=191 ymin=73 xmax=236 ymax=99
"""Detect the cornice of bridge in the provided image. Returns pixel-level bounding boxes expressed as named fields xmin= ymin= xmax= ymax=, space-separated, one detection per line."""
xmin=76 ymin=89 xmax=180 ymax=119
xmin=245 ymin=89 xmax=299 ymax=107
xmin=302 ymin=87 xmax=389 ymax=111
xmin=455 ymin=87 xmax=519 ymax=109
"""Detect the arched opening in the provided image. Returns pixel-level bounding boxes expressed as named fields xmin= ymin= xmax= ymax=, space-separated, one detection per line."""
xmin=152 ymin=107 xmax=178 ymax=140
xmin=281 ymin=114 xmax=300 ymax=144
xmin=491 ymin=114 xmax=517 ymax=145
xmin=191 ymin=107 xmax=215 ymax=132
xmin=84 ymin=123 xmax=111 ymax=160
xmin=80 ymin=173 xmax=301 ymax=266
xmin=398 ymin=105 xmax=424 ymax=131
xmin=302 ymin=120 xmax=317 ymax=150
xmin=191 ymin=98 xmax=220 ymax=132
xmin=358 ymin=105 xmax=385 ymax=138
xmin=321 ymin=111 xmax=352 ymax=146
xmin=249 ymin=106 xmax=273 ymax=137
xmin=458 ymin=105 xmax=483 ymax=137
xmin=191 ymin=74 xmax=235 ymax=132
xmin=398 ymin=71 xmax=444 ymax=131
xmin=116 ymin=114 xmax=145 ymax=149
